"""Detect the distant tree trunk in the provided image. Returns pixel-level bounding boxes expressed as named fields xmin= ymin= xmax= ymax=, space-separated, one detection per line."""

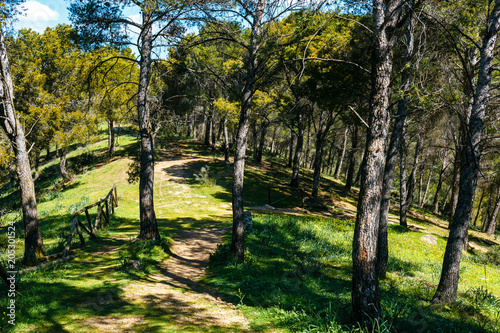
xmin=449 ymin=148 xmax=461 ymax=224
xmin=484 ymin=183 xmax=500 ymax=234
xmin=312 ymin=110 xmax=333 ymax=198
xmin=432 ymin=1 xmax=500 ymax=304
xmin=204 ymin=111 xmax=211 ymax=146
xmin=420 ymin=162 xmax=434 ymax=208
xmin=400 ymin=133 xmax=423 ymax=225
xmin=231 ymin=0 xmax=265 ymax=263
xmin=59 ymin=148 xmax=71 ymax=182
xmin=473 ymin=187 xmax=487 ymax=227
xmin=211 ymin=105 xmax=216 ymax=150
xmin=45 ymin=145 xmax=51 ymax=161
xmin=399 ymin=125 xmax=408 ymax=227
xmin=288 ymin=131 xmax=294 ymax=167
xmin=256 ymin=123 xmax=267 ymax=163
xmin=352 ymin=0 xmax=406 ymax=324
xmin=107 ymin=118 xmax=115 ymax=157
xmin=137 ymin=6 xmax=159 ymax=241
xmin=223 ymin=118 xmax=230 ymax=164
xmin=334 ymin=126 xmax=348 ymax=179
xmin=0 ymin=25 xmax=45 ymax=265
xmin=433 ymin=158 xmax=448 ymax=214
xmin=345 ymin=125 xmax=358 ymax=191
xmin=291 ymin=113 xmax=304 ymax=188
xmin=354 ymin=149 xmax=364 ymax=186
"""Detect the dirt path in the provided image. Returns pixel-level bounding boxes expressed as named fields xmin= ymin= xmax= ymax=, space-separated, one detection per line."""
xmin=82 ymin=155 xmax=249 ymax=332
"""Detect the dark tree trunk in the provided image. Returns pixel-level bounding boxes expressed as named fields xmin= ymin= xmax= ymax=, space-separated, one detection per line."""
xmin=223 ymin=118 xmax=230 ymax=164
xmin=231 ymin=0 xmax=266 ymax=263
xmin=45 ymin=145 xmax=51 ymax=161
xmin=204 ymin=111 xmax=211 ymax=146
xmin=334 ymin=126 xmax=348 ymax=179
xmin=399 ymin=124 xmax=408 ymax=227
xmin=377 ymin=13 xmax=413 ymax=272
xmin=400 ymin=133 xmax=423 ymax=225
xmin=0 ymin=25 xmax=45 ymax=265
xmin=107 ymin=118 xmax=115 ymax=157
xmin=312 ymin=110 xmax=333 ymax=198
xmin=345 ymin=125 xmax=358 ymax=191
xmin=352 ymin=0 xmax=405 ymax=324
xmin=449 ymin=149 xmax=461 ymax=223
xmin=291 ymin=113 xmax=304 ymax=188
xmin=288 ymin=131 xmax=294 ymax=167
xmin=59 ymin=148 xmax=71 ymax=182
xmin=485 ymin=184 xmax=500 ymax=234
xmin=137 ymin=6 xmax=159 ymax=241
xmin=255 ymin=123 xmax=267 ymax=163
xmin=432 ymin=0 xmax=500 ymax=304
xmin=326 ymin=142 xmax=335 ymax=175
xmin=433 ymin=158 xmax=448 ymax=214
xmin=211 ymin=105 xmax=216 ymax=150
xmin=473 ymin=187 xmax=487 ymax=227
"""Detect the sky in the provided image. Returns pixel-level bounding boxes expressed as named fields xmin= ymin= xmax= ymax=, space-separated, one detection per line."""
xmin=13 ymin=0 xmax=70 ymax=33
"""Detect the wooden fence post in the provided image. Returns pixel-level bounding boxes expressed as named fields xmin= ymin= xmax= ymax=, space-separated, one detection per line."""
xmin=75 ymin=218 xmax=85 ymax=246
xmin=63 ymin=217 xmax=78 ymax=258
xmin=85 ymin=208 xmax=95 ymax=237
xmin=110 ymin=192 xmax=115 ymax=214
xmin=114 ymin=185 xmax=119 ymax=207
xmin=96 ymin=203 xmax=102 ymax=232
xmin=105 ymin=198 xmax=110 ymax=225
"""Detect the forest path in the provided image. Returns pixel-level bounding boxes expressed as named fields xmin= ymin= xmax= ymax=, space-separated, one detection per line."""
xmin=82 ymin=153 xmax=249 ymax=332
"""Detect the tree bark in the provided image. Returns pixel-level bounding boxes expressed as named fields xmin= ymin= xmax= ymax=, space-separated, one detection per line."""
xmin=334 ymin=126 xmax=348 ymax=179
xmin=352 ymin=0 xmax=405 ymax=324
xmin=0 ymin=24 xmax=45 ymax=265
xmin=137 ymin=4 xmax=159 ymax=241
xmin=291 ymin=113 xmax=304 ymax=188
xmin=288 ymin=131 xmax=294 ymax=168
xmin=419 ymin=160 xmax=434 ymax=208
xmin=485 ymin=184 xmax=500 ymax=234
xmin=59 ymin=148 xmax=71 ymax=182
xmin=255 ymin=123 xmax=267 ymax=163
xmin=433 ymin=157 xmax=448 ymax=214
xmin=223 ymin=118 xmax=230 ymax=164
xmin=449 ymin=147 xmax=461 ymax=223
xmin=344 ymin=125 xmax=358 ymax=191
xmin=231 ymin=0 xmax=266 ymax=262
xmin=432 ymin=0 xmax=500 ymax=304
xmin=107 ymin=118 xmax=115 ymax=157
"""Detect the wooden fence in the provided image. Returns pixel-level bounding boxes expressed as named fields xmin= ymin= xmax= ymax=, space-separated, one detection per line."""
xmin=17 ymin=185 xmax=118 ymax=275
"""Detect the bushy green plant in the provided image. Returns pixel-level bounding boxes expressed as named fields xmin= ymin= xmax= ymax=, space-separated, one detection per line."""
xmin=66 ymin=195 xmax=90 ymax=215
xmin=194 ymin=165 xmax=216 ymax=186
xmin=119 ymin=234 xmax=172 ymax=274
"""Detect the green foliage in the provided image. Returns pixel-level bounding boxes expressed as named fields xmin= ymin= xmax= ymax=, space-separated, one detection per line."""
xmin=193 ymin=165 xmax=216 ymax=187
xmin=119 ymin=234 xmax=171 ymax=275
xmin=66 ymin=195 xmax=90 ymax=215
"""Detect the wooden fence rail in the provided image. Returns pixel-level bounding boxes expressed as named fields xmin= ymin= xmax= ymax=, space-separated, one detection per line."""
xmin=14 ymin=185 xmax=119 ymax=275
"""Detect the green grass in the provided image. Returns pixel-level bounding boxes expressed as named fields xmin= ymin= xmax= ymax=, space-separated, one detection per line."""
xmin=205 ymin=215 xmax=500 ymax=332
xmin=1 ymin=134 xmax=500 ymax=332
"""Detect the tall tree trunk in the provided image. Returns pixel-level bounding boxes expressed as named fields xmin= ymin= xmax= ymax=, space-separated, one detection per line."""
xmin=291 ymin=113 xmax=304 ymax=188
xmin=256 ymin=123 xmax=267 ymax=164
xmin=484 ymin=184 xmax=500 ymax=234
xmin=352 ymin=0 xmax=405 ymax=324
xmin=223 ymin=118 xmax=230 ymax=164
xmin=419 ymin=161 xmax=434 ymax=208
xmin=137 ymin=6 xmax=159 ymax=241
xmin=312 ymin=111 xmax=331 ymax=198
xmin=204 ymin=111 xmax=211 ymax=146
xmin=0 ymin=25 xmax=45 ymax=265
xmin=449 ymin=148 xmax=461 ymax=223
xmin=344 ymin=125 xmax=358 ymax=191
xmin=405 ymin=134 xmax=423 ymax=210
xmin=433 ymin=158 xmax=448 ymax=214
xmin=211 ymin=105 xmax=216 ymax=150
xmin=107 ymin=118 xmax=115 ymax=158
xmin=59 ymin=148 xmax=71 ymax=182
xmin=334 ymin=126 xmax=348 ymax=179
xmin=231 ymin=0 xmax=266 ymax=262
xmin=377 ymin=13 xmax=412 ymax=275
xmin=399 ymin=124 xmax=408 ymax=227
xmin=432 ymin=0 xmax=500 ymax=304
xmin=288 ymin=131 xmax=294 ymax=167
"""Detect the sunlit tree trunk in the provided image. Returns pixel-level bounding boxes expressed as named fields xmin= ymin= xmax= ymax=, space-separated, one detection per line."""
xmin=231 ymin=0 xmax=266 ymax=262
xmin=137 ymin=5 xmax=159 ymax=241
xmin=0 ymin=24 xmax=45 ymax=265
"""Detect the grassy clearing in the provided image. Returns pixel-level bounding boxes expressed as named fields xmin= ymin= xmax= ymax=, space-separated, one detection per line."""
xmin=0 ymin=134 xmax=499 ymax=332
xmin=206 ymin=215 xmax=500 ymax=333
